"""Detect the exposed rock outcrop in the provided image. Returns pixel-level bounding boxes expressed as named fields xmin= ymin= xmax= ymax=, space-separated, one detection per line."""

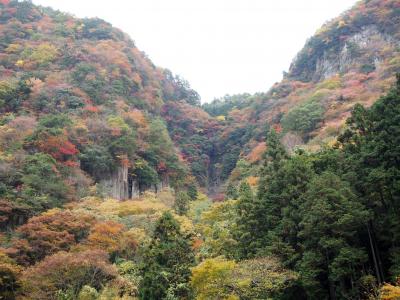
xmin=100 ymin=166 xmax=130 ymax=200
xmin=100 ymin=166 xmax=170 ymax=200
xmin=314 ymin=25 xmax=393 ymax=81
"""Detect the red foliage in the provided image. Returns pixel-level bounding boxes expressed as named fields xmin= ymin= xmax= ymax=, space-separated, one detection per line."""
xmin=59 ymin=140 xmax=79 ymax=156
xmin=37 ymin=134 xmax=79 ymax=161
xmin=272 ymin=123 xmax=282 ymax=133
xmin=7 ymin=210 xmax=95 ymax=265
xmin=83 ymin=105 xmax=100 ymax=113
xmin=212 ymin=193 xmax=225 ymax=202
xmin=157 ymin=161 xmax=167 ymax=173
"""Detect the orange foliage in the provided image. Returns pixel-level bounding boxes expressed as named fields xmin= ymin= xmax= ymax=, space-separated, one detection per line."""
xmin=7 ymin=210 xmax=95 ymax=265
xmin=124 ymin=109 xmax=147 ymax=127
xmin=119 ymin=154 xmax=130 ymax=167
xmin=83 ymin=104 xmax=100 ymax=113
xmin=86 ymin=221 xmax=125 ymax=254
xmin=246 ymin=142 xmax=266 ymax=163
xmin=20 ymin=250 xmax=117 ymax=300
xmin=246 ymin=176 xmax=259 ymax=187
xmin=192 ymin=237 xmax=203 ymax=251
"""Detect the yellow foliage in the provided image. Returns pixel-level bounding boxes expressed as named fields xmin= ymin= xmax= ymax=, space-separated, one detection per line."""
xmin=73 ymin=196 xmax=168 ymax=219
xmin=380 ymin=282 xmax=400 ymax=300
xmin=191 ymin=257 xmax=237 ymax=300
xmin=317 ymin=75 xmax=342 ymax=90
xmin=29 ymin=43 xmax=58 ymax=65
xmin=337 ymin=20 xmax=346 ymax=28
xmin=173 ymin=213 xmax=195 ymax=234
xmin=95 ymin=197 xmax=168 ymax=217
xmin=15 ymin=60 xmax=24 ymax=67
xmin=155 ymin=189 xmax=175 ymax=208
xmin=5 ymin=43 xmax=21 ymax=53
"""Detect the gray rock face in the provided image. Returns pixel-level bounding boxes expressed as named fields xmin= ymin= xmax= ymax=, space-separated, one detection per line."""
xmin=100 ymin=165 xmax=130 ymax=200
xmin=314 ymin=25 xmax=392 ymax=81
xmin=131 ymin=179 xmax=140 ymax=198
xmin=99 ymin=166 xmax=170 ymax=200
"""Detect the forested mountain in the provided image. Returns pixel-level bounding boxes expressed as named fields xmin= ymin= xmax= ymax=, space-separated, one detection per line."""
xmin=1 ymin=0 xmax=400 ymax=299
xmin=203 ymin=0 xmax=400 ymax=192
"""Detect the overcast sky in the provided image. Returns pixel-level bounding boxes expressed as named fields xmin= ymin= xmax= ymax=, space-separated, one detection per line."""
xmin=33 ymin=0 xmax=358 ymax=102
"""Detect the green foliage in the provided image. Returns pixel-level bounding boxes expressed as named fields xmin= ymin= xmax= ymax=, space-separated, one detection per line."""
xmin=174 ymin=191 xmax=190 ymax=216
xmin=163 ymin=70 xmax=200 ymax=106
xmin=186 ymin=183 xmax=198 ymax=201
xmin=79 ymin=145 xmax=115 ymax=180
xmin=77 ymin=285 xmax=99 ymax=300
xmin=38 ymin=114 xmax=72 ymax=130
xmin=190 ymin=257 xmax=236 ymax=300
xmin=80 ymin=18 xmax=115 ymax=40
xmin=133 ymin=159 xmax=159 ymax=189
xmin=197 ymin=200 xmax=238 ymax=259
xmin=21 ymin=153 xmax=68 ymax=212
xmin=0 ymin=79 xmax=31 ymax=112
xmin=225 ymin=181 xmax=238 ymax=199
xmin=235 ymin=181 xmax=256 ymax=258
xmin=191 ymin=256 xmax=298 ymax=300
xmin=202 ymin=93 xmax=252 ymax=116
xmin=297 ymin=172 xmax=369 ymax=299
xmin=234 ymin=77 xmax=400 ymax=299
xmin=28 ymin=43 xmax=58 ymax=66
xmin=71 ymin=63 xmax=107 ymax=105
xmin=282 ymin=99 xmax=325 ymax=138
xmin=139 ymin=212 xmax=194 ymax=300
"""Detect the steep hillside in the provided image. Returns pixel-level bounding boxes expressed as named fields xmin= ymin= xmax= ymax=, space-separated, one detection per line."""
xmin=1 ymin=0 xmax=400 ymax=299
xmin=0 ymin=0 xmax=205 ymax=220
xmin=202 ymin=0 xmax=400 ymax=190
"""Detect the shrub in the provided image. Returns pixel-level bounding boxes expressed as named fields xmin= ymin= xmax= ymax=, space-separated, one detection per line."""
xmin=282 ymin=99 xmax=325 ymax=138
xmin=20 ymin=250 xmax=117 ymax=300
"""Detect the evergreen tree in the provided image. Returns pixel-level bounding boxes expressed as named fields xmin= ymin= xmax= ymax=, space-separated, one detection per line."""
xmin=225 ymin=182 xmax=238 ymax=200
xmin=297 ymin=172 xmax=369 ymax=299
xmin=139 ymin=212 xmax=194 ymax=300
xmin=235 ymin=181 xmax=256 ymax=258
xmin=338 ymin=74 xmax=400 ymax=282
xmin=174 ymin=191 xmax=190 ymax=216
xmin=265 ymin=152 xmax=315 ymax=267
xmin=187 ymin=183 xmax=198 ymax=200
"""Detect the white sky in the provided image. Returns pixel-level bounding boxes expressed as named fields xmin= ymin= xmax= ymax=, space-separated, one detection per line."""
xmin=32 ymin=0 xmax=358 ymax=102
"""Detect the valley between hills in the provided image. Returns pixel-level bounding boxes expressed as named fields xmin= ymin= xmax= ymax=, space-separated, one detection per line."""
xmin=0 ymin=0 xmax=400 ymax=299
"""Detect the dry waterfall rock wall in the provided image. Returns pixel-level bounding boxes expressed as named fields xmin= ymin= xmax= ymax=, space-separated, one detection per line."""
xmin=99 ymin=166 xmax=170 ymax=200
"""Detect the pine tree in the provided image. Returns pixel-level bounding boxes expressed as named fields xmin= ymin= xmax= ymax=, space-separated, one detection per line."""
xmin=187 ymin=183 xmax=198 ymax=200
xmin=139 ymin=212 xmax=194 ymax=300
xmin=297 ymin=172 xmax=369 ymax=299
xmin=235 ymin=181 xmax=256 ymax=258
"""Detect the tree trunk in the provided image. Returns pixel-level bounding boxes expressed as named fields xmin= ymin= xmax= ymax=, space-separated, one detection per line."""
xmin=367 ymin=221 xmax=383 ymax=284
